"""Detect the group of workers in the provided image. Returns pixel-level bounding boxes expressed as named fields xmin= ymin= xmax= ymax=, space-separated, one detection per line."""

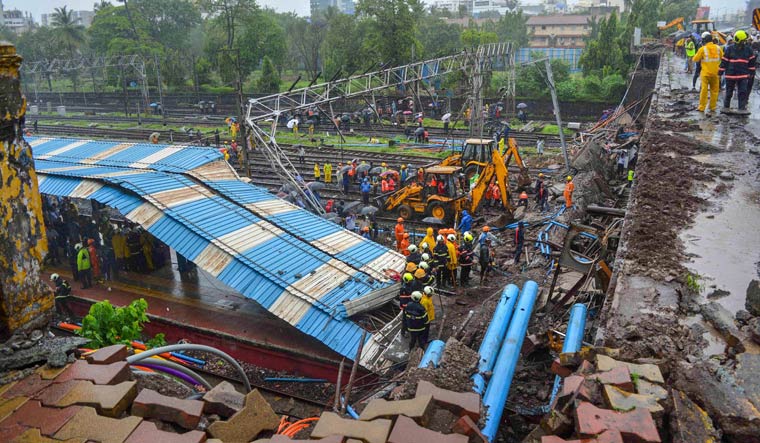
xmin=690 ymin=29 xmax=758 ymax=116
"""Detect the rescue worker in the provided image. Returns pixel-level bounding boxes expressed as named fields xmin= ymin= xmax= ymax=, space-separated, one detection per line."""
xmin=387 ymin=175 xmax=396 ymax=192
xmin=564 ymin=176 xmax=575 ymax=209
xmin=418 ymin=261 xmax=435 ymax=287
xmin=412 ymin=268 xmax=426 ymax=293
xmin=458 ymin=232 xmax=475 ymax=287
xmin=381 ymin=177 xmax=389 ymax=193
xmin=446 ymin=234 xmax=459 ymax=287
xmin=139 ymin=228 xmax=155 ymax=272
xmin=75 ymin=243 xmax=92 ymax=289
xmin=111 ymin=229 xmax=126 ymax=274
xmin=479 ymin=238 xmax=494 ymax=285
xmin=400 ymin=233 xmax=411 ymax=256
xmin=87 ymin=239 xmax=101 ymax=280
xmin=399 ymin=272 xmax=414 ymax=336
xmin=400 ymin=164 xmax=408 ymax=182
xmin=458 ymin=210 xmax=472 ymax=233
xmin=693 ymin=32 xmax=723 ymax=115
xmin=395 ymin=218 xmax=405 ymax=251
xmin=324 ymin=162 xmax=332 ymax=183
xmin=535 ymin=173 xmax=548 ymax=212
xmin=514 ymin=221 xmax=525 ymax=264
xmin=478 ymin=226 xmax=490 ymax=246
xmin=405 ymin=291 xmax=429 ymax=350
xmin=518 ymin=191 xmax=529 ymax=208
xmin=720 ymin=30 xmax=755 ymax=114
xmin=405 ymin=261 xmax=418 ymax=275
xmin=421 ymin=286 xmax=436 ymax=326
xmin=492 ymin=183 xmax=502 ymax=209
xmin=380 ymin=162 xmax=388 ymax=173
xmin=407 ymin=244 xmax=421 ymax=264
xmin=314 ymin=163 xmax=321 ymax=181
xmin=420 ymin=227 xmax=435 ymax=250
xmin=433 ymin=235 xmax=450 ymax=288
xmin=685 ymin=36 xmax=696 ymax=73
xmin=361 ymin=226 xmax=371 ymax=239
xmin=50 ymin=273 xmax=71 ymax=297
xmin=361 ymin=178 xmax=372 ymax=205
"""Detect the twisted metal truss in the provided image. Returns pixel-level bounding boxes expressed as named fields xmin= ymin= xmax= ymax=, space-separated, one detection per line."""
xmin=245 ymin=42 xmax=513 ymax=214
xmin=20 ymin=54 xmax=147 ymax=75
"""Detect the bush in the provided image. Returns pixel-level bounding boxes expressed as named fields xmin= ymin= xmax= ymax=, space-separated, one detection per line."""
xmin=77 ymin=299 xmax=166 ymax=349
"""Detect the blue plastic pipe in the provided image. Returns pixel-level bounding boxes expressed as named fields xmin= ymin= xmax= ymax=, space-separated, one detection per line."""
xmin=563 ymin=304 xmax=588 ymax=354
xmin=472 ymin=284 xmax=520 ymax=394
xmin=418 ymin=340 xmax=445 ymax=368
xmin=481 ymin=281 xmax=539 ymax=442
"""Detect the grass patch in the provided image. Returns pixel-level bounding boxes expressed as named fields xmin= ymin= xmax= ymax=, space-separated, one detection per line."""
xmin=539 ymin=124 xmax=574 ymax=136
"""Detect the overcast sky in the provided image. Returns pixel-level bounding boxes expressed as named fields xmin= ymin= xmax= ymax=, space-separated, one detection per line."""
xmin=3 ymin=0 xmax=748 ymax=23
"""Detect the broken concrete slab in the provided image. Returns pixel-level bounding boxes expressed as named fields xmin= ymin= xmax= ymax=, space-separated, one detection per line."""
xmin=669 ymin=389 xmax=720 ymax=443
xmin=124 ymin=421 xmax=207 ymax=443
xmin=575 ymin=401 xmax=660 ymax=442
xmin=387 ymin=414 xmax=468 ymax=443
xmin=54 ymin=406 xmax=141 ymax=443
xmin=207 ymin=389 xmax=279 ymax=442
xmin=701 ymin=301 xmax=744 ymax=351
xmin=603 ymin=385 xmax=663 ymax=414
xmin=0 ymin=337 xmax=87 ymax=372
xmin=748 ymin=317 xmax=760 ymax=345
xmin=636 ymin=379 xmax=668 ymax=401
xmin=85 ymin=345 xmax=129 ymax=365
xmin=202 ymin=380 xmax=244 ymax=418
xmin=132 ymin=388 xmax=204 ymax=430
xmin=588 ymin=366 xmax=634 ymax=392
xmin=595 ymin=355 xmax=664 ymax=384
xmin=415 ymin=380 xmax=480 ymax=420
xmin=311 ymin=412 xmax=392 ymax=443
xmin=359 ymin=394 xmax=433 ymax=424
xmin=746 ymin=279 xmax=760 ymax=316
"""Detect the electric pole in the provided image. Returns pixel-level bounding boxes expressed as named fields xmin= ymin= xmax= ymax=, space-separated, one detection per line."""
xmin=544 ymin=59 xmax=570 ymax=172
xmin=222 ymin=48 xmax=250 ymax=178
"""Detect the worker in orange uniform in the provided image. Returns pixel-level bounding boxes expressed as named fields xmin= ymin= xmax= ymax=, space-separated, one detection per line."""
xmin=400 ymin=233 xmax=411 ymax=256
xmin=87 ymin=239 xmax=101 ymax=280
xmin=518 ymin=191 xmax=529 ymax=208
xmin=387 ymin=175 xmax=396 ymax=192
xmin=395 ymin=217 xmax=406 ymax=251
xmin=564 ymin=176 xmax=575 ymax=209
xmin=381 ymin=177 xmax=389 ymax=192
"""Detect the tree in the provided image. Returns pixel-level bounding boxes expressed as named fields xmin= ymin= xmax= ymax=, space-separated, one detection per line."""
xmin=200 ymin=0 xmax=258 ymax=49
xmin=492 ymin=10 xmax=529 ymax=48
xmin=256 ymin=55 xmax=280 ymax=93
xmin=355 ymin=0 xmax=423 ymax=65
xmin=659 ymin=0 xmax=699 ymax=23
xmin=94 ymin=1 xmax=113 ymax=12
xmin=460 ymin=28 xmax=499 ymax=47
xmin=51 ymin=6 xmax=86 ymax=55
xmin=131 ymin=0 xmax=201 ymax=50
xmin=627 ymin=0 xmax=660 ymax=37
xmin=579 ymin=12 xmax=628 ymax=76
xmin=321 ymin=10 xmax=364 ymax=80
xmin=281 ymin=12 xmax=326 ymax=81
xmin=417 ymin=17 xmax=461 ymax=58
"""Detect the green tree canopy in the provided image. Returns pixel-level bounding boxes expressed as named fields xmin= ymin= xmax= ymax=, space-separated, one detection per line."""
xmin=355 ymin=0 xmax=423 ymax=64
xmin=256 ymin=55 xmax=280 ymax=93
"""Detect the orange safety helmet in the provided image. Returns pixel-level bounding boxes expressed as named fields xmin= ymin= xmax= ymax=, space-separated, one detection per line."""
xmin=406 ymin=262 xmax=418 ymax=273
xmin=482 ymin=226 xmax=490 ymax=232
xmin=403 ymin=232 xmax=409 ymax=238
xmin=414 ymin=268 xmax=426 ymax=279
xmin=397 ymin=217 xmax=404 ymax=223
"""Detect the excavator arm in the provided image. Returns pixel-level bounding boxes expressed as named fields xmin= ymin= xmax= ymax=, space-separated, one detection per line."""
xmin=381 ymin=183 xmax=422 ymax=212
xmin=658 ymin=17 xmax=684 ymax=31
xmin=470 ymin=148 xmax=514 ymax=212
xmin=504 ymin=138 xmax=532 ymax=188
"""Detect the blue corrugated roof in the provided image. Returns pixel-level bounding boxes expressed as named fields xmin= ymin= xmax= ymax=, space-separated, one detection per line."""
xmin=31 ymin=137 xmax=405 ymax=361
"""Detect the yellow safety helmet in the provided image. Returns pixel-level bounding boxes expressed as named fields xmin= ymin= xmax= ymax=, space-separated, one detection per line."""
xmin=566 ymin=175 xmax=573 ymax=181
xmin=539 ymin=173 xmax=544 ymax=178
xmin=403 ymin=272 xmax=414 ymax=282
xmin=734 ymin=30 xmax=747 ymax=43
xmin=382 ymin=162 xmax=387 ymax=167
xmin=463 ymin=232 xmax=473 ymax=242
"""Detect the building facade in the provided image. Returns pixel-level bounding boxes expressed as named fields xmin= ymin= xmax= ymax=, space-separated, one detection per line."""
xmin=311 ymin=0 xmax=355 ymax=17
xmin=2 ymin=9 xmax=34 ymax=35
xmin=526 ymin=15 xmax=594 ymax=48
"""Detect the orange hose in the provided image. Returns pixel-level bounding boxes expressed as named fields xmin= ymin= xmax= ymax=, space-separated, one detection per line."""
xmin=58 ymin=322 xmax=81 ymax=331
xmin=277 ymin=416 xmax=289 ymax=433
xmin=132 ymin=365 xmax=154 ymax=373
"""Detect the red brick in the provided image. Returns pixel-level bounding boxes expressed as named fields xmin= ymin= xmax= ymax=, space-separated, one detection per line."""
xmin=54 ymin=360 xmax=131 ymax=385
xmin=0 ymin=400 xmax=80 ymax=436
xmin=577 ymin=360 xmax=596 ymax=375
xmin=415 ymin=380 xmax=480 ymax=421
xmin=86 ymin=345 xmax=129 ymax=365
xmin=0 ymin=421 xmax=27 ymax=442
xmin=450 ymin=415 xmax=488 ymax=442
xmin=0 ymin=374 xmax=52 ymax=400
xmin=588 ymin=366 xmax=634 ymax=392
xmin=35 ymin=380 xmax=80 ymax=406
xmin=552 ymin=358 xmax=573 ymax=377
xmin=131 ymin=388 xmax=204 ymax=430
xmin=11 ymin=428 xmax=86 ymax=443
xmin=541 ymin=430 xmax=624 ymax=443
xmin=388 ymin=415 xmax=468 ymax=443
xmin=54 ymin=406 xmax=141 ymax=443
xmin=55 ymin=381 xmax=137 ymax=417
xmin=207 ymin=389 xmax=279 ymax=442
xmin=575 ymin=401 xmax=661 ymax=443
xmin=124 ymin=421 xmax=207 ymax=443
xmin=0 ymin=396 xmax=30 ymax=422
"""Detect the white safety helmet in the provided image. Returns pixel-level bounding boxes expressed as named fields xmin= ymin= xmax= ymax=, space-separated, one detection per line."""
xmin=436 ymin=235 xmax=444 ymax=242
xmin=421 ymin=253 xmax=430 ymax=261
xmin=411 ymin=291 xmax=423 ymax=302
xmin=447 ymin=234 xmax=456 ymax=242
xmin=424 ymin=286 xmax=434 ymax=295
xmin=418 ymin=261 xmax=429 ymax=270
xmin=50 ymin=273 xmax=59 ymax=281
xmin=407 ymin=244 xmax=418 ymax=253
xmin=421 ymin=242 xmax=429 ymax=250
xmin=74 ymin=243 xmax=83 ymax=250
xmin=701 ymin=31 xmax=711 ymax=40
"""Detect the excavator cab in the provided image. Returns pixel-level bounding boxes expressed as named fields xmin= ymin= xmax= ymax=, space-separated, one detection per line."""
xmin=380 ymin=165 xmax=469 ymax=222
xmin=690 ymin=20 xmax=727 ymax=44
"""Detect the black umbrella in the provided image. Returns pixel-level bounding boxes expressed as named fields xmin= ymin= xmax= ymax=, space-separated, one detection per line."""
xmin=422 ymin=217 xmax=445 ymax=225
xmin=322 ymin=212 xmax=340 ymax=221
xmin=343 ymin=201 xmax=361 ymax=212
xmin=340 ymin=165 xmax=352 ymax=174
xmin=356 ymin=164 xmax=371 ymax=173
xmin=360 ymin=206 xmax=379 ymax=215
xmin=306 ymin=181 xmax=325 ymax=191
xmin=369 ymin=166 xmax=384 ymax=175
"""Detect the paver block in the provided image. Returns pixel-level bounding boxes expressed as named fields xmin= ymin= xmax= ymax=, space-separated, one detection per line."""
xmin=202 ymin=380 xmax=244 ymax=418
xmin=311 ymin=412 xmax=391 ymax=443
xmin=54 ymin=406 xmax=142 ymax=443
xmin=54 ymin=380 xmax=137 ymax=417
xmin=575 ymin=401 xmax=661 ymax=443
xmin=1 ymin=374 xmax=53 ymax=400
xmin=86 ymin=345 xmax=129 ymax=365
xmin=54 ymin=360 xmax=131 ymax=385
xmin=11 ymin=428 xmax=85 ymax=443
xmin=669 ymin=389 xmax=720 ymax=443
xmin=132 ymin=388 xmax=204 ymax=430
xmin=558 ymin=377 xmax=603 ymax=409
xmin=359 ymin=394 xmax=433 ymax=424
xmin=124 ymin=421 xmax=207 ymax=443
xmin=451 ymin=415 xmax=488 ymax=442
xmin=0 ymin=400 xmax=80 ymax=436
xmin=577 ymin=360 xmax=596 ymax=375
xmin=207 ymin=389 xmax=279 ymax=441
xmin=541 ymin=430 xmax=624 ymax=443
xmin=551 ymin=358 xmax=574 ymax=377
xmin=589 ymin=366 xmax=634 ymax=392
xmin=252 ymin=436 xmax=344 ymax=443
xmin=35 ymin=380 xmax=80 ymax=406
xmin=37 ymin=365 xmax=67 ymax=380
xmin=603 ymin=385 xmax=663 ymax=414
xmin=596 ymin=355 xmax=664 ymax=384
xmin=415 ymin=380 xmax=480 ymax=420
xmin=387 ymin=414 xmax=468 ymax=443
xmin=636 ymin=379 xmax=668 ymax=401
xmin=0 ymin=396 xmax=29 ymax=422
xmin=0 ymin=421 xmax=27 ymax=442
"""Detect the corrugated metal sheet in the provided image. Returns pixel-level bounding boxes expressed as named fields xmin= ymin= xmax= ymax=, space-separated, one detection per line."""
xmin=30 ymin=137 xmax=406 ymax=361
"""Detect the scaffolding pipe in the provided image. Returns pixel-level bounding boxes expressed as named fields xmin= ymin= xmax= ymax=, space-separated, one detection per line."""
xmin=472 ymin=284 xmax=520 ymax=394
xmin=418 ymin=340 xmax=445 ymax=368
xmin=481 ymin=281 xmax=539 ymax=442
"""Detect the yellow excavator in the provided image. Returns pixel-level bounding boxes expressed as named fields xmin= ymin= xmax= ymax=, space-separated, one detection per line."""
xmin=379 ymin=140 xmax=526 ymax=222
xmin=690 ymin=19 xmax=727 ymax=45
xmin=658 ymin=17 xmax=685 ymax=32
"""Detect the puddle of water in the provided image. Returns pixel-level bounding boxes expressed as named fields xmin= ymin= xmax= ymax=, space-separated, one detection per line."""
xmin=681 ymin=178 xmax=760 ymax=315
xmin=681 ymin=314 xmax=726 ymax=356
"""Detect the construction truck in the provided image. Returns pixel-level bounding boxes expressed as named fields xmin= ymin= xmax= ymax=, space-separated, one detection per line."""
xmin=441 ymin=137 xmax=532 ymax=191
xmin=379 ymin=144 xmax=522 ymax=222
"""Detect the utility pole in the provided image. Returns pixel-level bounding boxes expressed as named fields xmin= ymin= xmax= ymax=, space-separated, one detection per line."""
xmin=154 ymin=54 xmax=166 ymax=126
xmin=544 ymin=59 xmax=570 ymax=172
xmin=223 ymin=48 xmax=250 ymax=178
